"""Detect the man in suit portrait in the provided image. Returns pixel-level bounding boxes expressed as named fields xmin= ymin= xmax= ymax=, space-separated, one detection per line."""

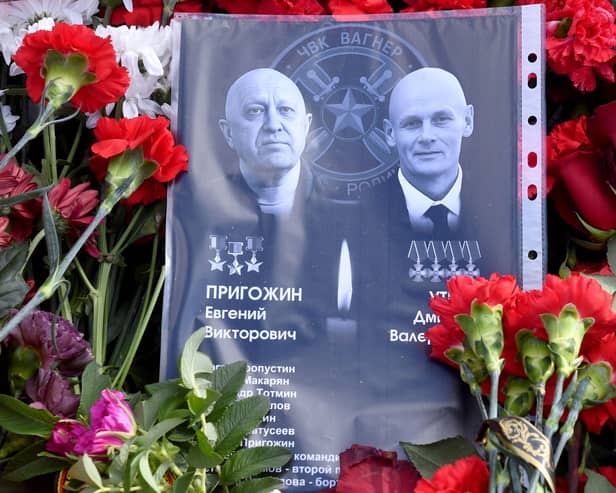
xmin=383 ymin=67 xmax=474 ymax=236
xmin=353 ymin=67 xmax=480 ymax=445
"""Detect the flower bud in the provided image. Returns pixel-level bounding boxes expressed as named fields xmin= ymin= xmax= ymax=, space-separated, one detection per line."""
xmin=445 ymin=345 xmax=488 ymax=393
xmin=515 ymin=330 xmax=555 ymax=386
xmin=541 ymin=304 xmax=593 ymax=377
xmin=503 ymin=377 xmax=536 ymax=416
xmin=455 ymin=300 xmax=504 ymax=374
xmin=103 ymin=147 xmax=157 ymax=207
xmin=577 ymin=362 xmax=616 ymax=407
xmin=42 ymin=51 xmax=96 ymax=109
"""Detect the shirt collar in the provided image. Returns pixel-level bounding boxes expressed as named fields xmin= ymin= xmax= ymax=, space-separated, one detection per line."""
xmin=398 ymin=165 xmax=462 ymax=223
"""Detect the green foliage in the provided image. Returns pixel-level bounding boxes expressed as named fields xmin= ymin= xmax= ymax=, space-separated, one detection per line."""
xmin=0 ymin=243 xmax=29 ymax=318
xmin=401 ymin=436 xmax=478 ymax=479
xmin=585 ymin=470 xmax=616 ymax=493
xmin=0 ymin=395 xmax=57 ymax=438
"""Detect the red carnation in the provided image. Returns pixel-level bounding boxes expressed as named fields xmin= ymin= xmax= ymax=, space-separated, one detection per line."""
xmin=216 ymin=0 xmax=326 ymax=14
xmin=111 ymin=0 xmax=206 ymax=26
xmin=504 ymin=275 xmax=616 ymax=373
xmin=414 ymin=456 xmax=488 ymax=493
xmin=402 ymin=0 xmax=486 ymax=12
xmin=327 ymin=0 xmax=393 ymax=14
xmin=13 ymin=23 xmax=129 ymax=113
xmin=0 ymin=159 xmax=41 ymax=242
xmin=547 ymin=116 xmax=592 ymax=189
xmin=48 ymin=178 xmax=100 ymax=257
xmin=545 ymin=0 xmax=616 ymax=92
xmin=91 ymin=116 xmax=188 ymax=205
xmin=322 ymin=444 xmax=420 ymax=493
xmin=427 ymin=274 xmax=518 ymax=384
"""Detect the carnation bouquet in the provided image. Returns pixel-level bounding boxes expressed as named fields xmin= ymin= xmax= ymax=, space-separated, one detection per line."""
xmin=1 ymin=0 xmax=616 ymax=492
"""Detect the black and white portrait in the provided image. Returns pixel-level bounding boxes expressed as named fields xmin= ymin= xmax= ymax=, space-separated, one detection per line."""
xmin=384 ymin=67 xmax=474 ymax=236
xmin=218 ymin=68 xmax=313 ymax=217
xmin=163 ymin=10 xmax=544 ymax=491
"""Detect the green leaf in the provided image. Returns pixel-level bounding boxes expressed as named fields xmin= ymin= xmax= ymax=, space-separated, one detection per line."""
xmin=230 ymin=477 xmax=284 ymax=493
xmin=67 ymin=454 xmax=103 ymax=488
xmin=401 ymin=436 xmax=478 ymax=479
xmin=136 ymin=379 xmax=184 ymax=429
xmin=1 ymin=441 xmax=67 ymax=481
xmin=179 ymin=327 xmax=208 ymax=391
xmin=214 ymin=396 xmax=270 ymax=456
xmin=608 ymin=237 xmax=616 ymax=277
xmin=171 ymin=471 xmax=195 ymax=493
xmin=0 ymin=185 xmax=52 ymax=208
xmin=220 ymin=447 xmax=292 ymax=486
xmin=138 ymin=452 xmax=160 ymax=493
xmin=0 ymin=243 xmax=29 ymax=318
xmin=188 ymin=388 xmax=220 ymax=423
xmin=78 ymin=362 xmax=112 ymax=418
xmin=0 ymin=395 xmax=57 ymax=437
xmin=209 ymin=361 xmax=247 ymax=421
xmin=41 ymin=194 xmax=60 ymax=272
xmin=585 ymin=470 xmax=616 ymax=493
xmin=187 ymin=430 xmax=224 ymax=468
xmin=136 ymin=417 xmax=185 ymax=450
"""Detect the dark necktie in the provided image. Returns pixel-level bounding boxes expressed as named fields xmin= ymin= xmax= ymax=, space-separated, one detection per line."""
xmin=424 ymin=204 xmax=450 ymax=234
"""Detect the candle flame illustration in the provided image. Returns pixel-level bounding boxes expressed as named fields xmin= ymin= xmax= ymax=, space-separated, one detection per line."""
xmin=337 ymin=239 xmax=352 ymax=313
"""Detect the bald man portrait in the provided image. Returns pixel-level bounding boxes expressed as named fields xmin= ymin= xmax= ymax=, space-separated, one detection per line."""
xmin=354 ymin=67 xmax=481 ymax=444
xmin=218 ymin=68 xmax=313 ymax=217
xmin=384 ymin=67 xmax=474 ymax=236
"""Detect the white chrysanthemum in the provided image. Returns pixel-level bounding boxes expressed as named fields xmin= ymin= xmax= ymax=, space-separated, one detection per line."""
xmin=95 ymin=23 xmax=173 ymax=79
xmin=90 ymin=23 xmax=173 ymax=120
xmin=1 ymin=104 xmax=19 ymax=133
xmin=0 ymin=0 xmax=98 ymax=66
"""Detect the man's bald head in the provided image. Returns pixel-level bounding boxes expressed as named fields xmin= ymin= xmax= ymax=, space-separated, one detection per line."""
xmin=219 ymin=68 xmax=311 ymax=185
xmin=388 ymin=67 xmax=468 ymax=121
xmin=224 ymin=68 xmax=308 ymax=121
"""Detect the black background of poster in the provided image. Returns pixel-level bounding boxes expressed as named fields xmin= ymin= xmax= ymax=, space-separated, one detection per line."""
xmin=163 ymin=9 xmax=543 ymax=491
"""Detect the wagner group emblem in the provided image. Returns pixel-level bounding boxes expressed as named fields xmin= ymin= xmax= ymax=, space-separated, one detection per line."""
xmin=273 ymin=24 xmax=426 ymax=201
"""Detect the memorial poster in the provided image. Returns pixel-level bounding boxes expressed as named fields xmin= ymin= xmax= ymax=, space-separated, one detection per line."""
xmin=162 ymin=7 xmax=545 ymax=491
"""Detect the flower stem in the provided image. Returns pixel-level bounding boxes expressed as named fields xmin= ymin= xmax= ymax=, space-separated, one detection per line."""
xmin=553 ymin=379 xmax=589 ymax=466
xmin=488 ymin=369 xmax=501 ymax=493
xmin=112 ymin=264 xmax=165 ymax=389
xmin=0 ymin=102 xmax=56 ymax=172
xmin=65 ymin=115 xmax=84 ymax=168
xmin=534 ymin=385 xmax=545 ymax=432
xmin=93 ymin=260 xmax=112 ymax=365
xmin=0 ymin=169 xmax=139 ymax=343
xmin=110 ymin=206 xmax=144 ymax=256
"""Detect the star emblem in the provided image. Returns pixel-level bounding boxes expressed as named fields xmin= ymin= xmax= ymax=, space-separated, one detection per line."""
xmin=325 ymin=89 xmax=373 ymax=134
xmin=245 ymin=260 xmax=263 ymax=273
xmin=228 ymin=262 xmax=244 ymax=276
xmin=209 ymin=259 xmax=226 ymax=271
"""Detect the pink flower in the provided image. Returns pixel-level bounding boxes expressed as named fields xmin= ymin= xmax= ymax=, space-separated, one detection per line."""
xmin=47 ymin=420 xmax=93 ymax=456
xmin=48 ymin=178 xmax=100 ymax=257
xmin=89 ymin=390 xmax=136 ymax=455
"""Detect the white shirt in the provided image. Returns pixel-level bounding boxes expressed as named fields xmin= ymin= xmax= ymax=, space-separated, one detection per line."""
xmin=240 ymin=163 xmax=301 ymax=216
xmin=398 ymin=165 xmax=462 ymax=234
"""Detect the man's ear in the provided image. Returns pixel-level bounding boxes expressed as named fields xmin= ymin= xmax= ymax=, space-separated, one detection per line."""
xmin=304 ymin=113 xmax=312 ymax=137
xmin=463 ymin=104 xmax=474 ymax=137
xmin=383 ymin=119 xmax=396 ymax=147
xmin=218 ymin=119 xmax=234 ymax=149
